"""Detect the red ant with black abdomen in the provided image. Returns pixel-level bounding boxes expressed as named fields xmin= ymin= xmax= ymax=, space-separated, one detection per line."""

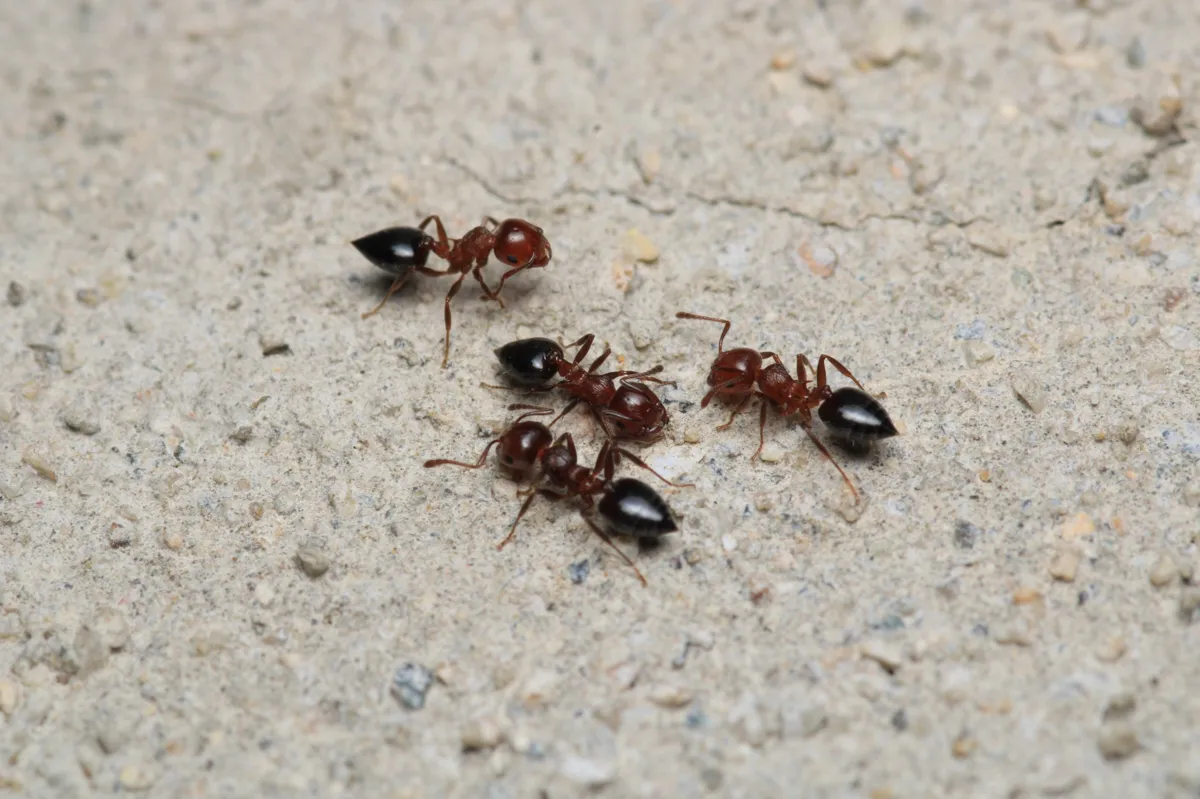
xmin=423 ymin=406 xmax=692 ymax=585
xmin=485 ymin=334 xmax=674 ymax=443
xmin=352 ymin=215 xmax=552 ymax=368
xmin=675 ymin=312 xmax=898 ymax=501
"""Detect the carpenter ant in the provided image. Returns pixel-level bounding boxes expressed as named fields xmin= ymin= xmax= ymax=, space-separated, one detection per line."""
xmin=423 ymin=407 xmax=691 ymax=585
xmin=486 ymin=334 xmax=673 ymax=442
xmin=675 ymin=312 xmax=897 ymax=501
xmin=351 ymin=215 xmax=552 ymax=368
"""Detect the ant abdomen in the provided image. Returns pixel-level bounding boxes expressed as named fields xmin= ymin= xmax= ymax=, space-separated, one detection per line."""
xmin=494 ymin=338 xmax=564 ymax=385
xmin=598 ymin=478 xmax=679 ymax=539
xmin=818 ymin=387 xmax=898 ymax=447
xmin=351 ymin=227 xmax=431 ymax=274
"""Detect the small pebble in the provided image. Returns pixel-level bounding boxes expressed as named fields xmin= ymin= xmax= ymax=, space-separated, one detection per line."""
xmin=769 ymin=50 xmax=796 ymax=70
xmin=962 ymin=341 xmax=995 ymax=366
xmin=273 ymin=492 xmax=297 ymax=515
xmin=621 ymin=229 xmax=659 ymax=264
xmin=118 ymin=764 xmax=157 ymax=791
xmin=229 ymin=426 xmax=253 ymax=443
xmin=1131 ymin=93 xmax=1183 ymax=137
xmin=1104 ymin=693 xmax=1136 ymax=721
xmin=461 ymin=716 xmax=507 ymax=751
xmin=864 ymin=23 xmax=906 ymax=66
xmin=296 ymin=541 xmax=331 ymax=578
xmin=1045 ymin=13 xmax=1089 ymax=53
xmin=649 ymin=684 xmax=693 ymax=709
xmin=994 ymin=621 xmax=1032 ymax=646
xmin=568 ymin=559 xmax=590 ymax=584
xmin=1126 ymin=37 xmax=1145 ymax=68
xmin=1013 ymin=587 xmax=1043 ymax=605
xmin=559 ymin=754 xmax=617 ymax=787
xmin=952 ymin=734 xmax=978 ymax=759
xmin=967 ymin=225 xmax=1011 ymax=257
xmin=0 ymin=680 xmax=17 ymax=716
xmin=107 ymin=523 xmax=134 ymax=548
xmin=758 ymin=442 xmax=784 ymax=463
xmin=1149 ymin=554 xmax=1178 ymax=588
xmin=802 ymin=64 xmax=834 ymax=87
xmin=21 ymin=450 xmax=57 ymax=482
xmin=59 ymin=342 xmax=85 ymax=373
xmin=0 ymin=394 xmax=14 ymax=422
xmin=259 ymin=331 xmax=291 ymax=357
xmin=860 ymin=641 xmax=904 ymax=674
xmin=1178 ymin=588 xmax=1200 ymax=623
xmin=1049 ymin=548 xmax=1081 ymax=582
xmin=908 ymin=160 xmax=944 ymax=195
xmin=954 ymin=521 xmax=982 ymax=549
xmin=88 ymin=607 xmax=130 ymax=650
xmin=62 ymin=405 xmax=101 ymax=436
xmin=1097 ymin=723 xmax=1140 ymax=760
xmin=1060 ymin=513 xmax=1095 ymax=540
xmin=392 ymin=663 xmax=435 ymax=709
xmin=7 ymin=281 xmax=27 ymax=307
xmin=1096 ymin=636 xmax=1127 ymax=663
xmin=162 ymin=529 xmax=184 ymax=551
xmin=635 ymin=147 xmax=661 ymax=184
xmin=1011 ymin=372 xmax=1047 ymax=413
xmin=75 ymin=288 xmax=102 ymax=307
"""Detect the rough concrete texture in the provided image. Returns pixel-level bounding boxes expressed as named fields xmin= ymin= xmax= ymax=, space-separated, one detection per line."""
xmin=2 ymin=0 xmax=1199 ymax=796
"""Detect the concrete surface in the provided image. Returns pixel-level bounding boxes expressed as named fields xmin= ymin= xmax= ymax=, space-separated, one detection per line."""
xmin=2 ymin=0 xmax=1199 ymax=796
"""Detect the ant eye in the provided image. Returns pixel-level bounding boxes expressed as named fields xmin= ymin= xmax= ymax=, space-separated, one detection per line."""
xmin=507 ymin=255 xmax=518 ymax=264
xmin=504 ymin=455 xmax=514 ymax=464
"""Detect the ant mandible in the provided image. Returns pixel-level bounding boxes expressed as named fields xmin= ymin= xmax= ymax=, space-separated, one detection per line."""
xmin=485 ymin=334 xmax=674 ymax=442
xmin=423 ymin=406 xmax=692 ymax=585
xmin=351 ymin=215 xmax=552 ymax=368
xmin=675 ymin=312 xmax=898 ymax=501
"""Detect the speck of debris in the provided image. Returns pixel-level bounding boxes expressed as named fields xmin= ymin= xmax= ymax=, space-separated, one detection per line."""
xmin=891 ymin=710 xmax=908 ymax=731
xmin=296 ymin=542 xmax=331 ymax=578
xmin=229 ymin=426 xmax=253 ymax=443
xmin=954 ymin=520 xmax=982 ymax=549
xmin=7 ymin=281 xmax=27 ymax=307
xmin=391 ymin=663 xmax=435 ymax=709
xmin=569 ymin=559 xmax=590 ymax=584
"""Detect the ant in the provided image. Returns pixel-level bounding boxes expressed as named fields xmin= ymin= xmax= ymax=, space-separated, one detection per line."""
xmin=423 ymin=406 xmax=693 ymax=585
xmin=351 ymin=215 xmax=552 ymax=368
xmin=485 ymin=334 xmax=674 ymax=442
xmin=675 ymin=312 xmax=898 ymax=501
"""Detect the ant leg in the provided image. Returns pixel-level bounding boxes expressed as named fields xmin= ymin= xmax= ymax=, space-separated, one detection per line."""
xmin=674 ymin=312 xmax=734 ymax=356
xmin=418 ymin=215 xmax=450 ymax=245
xmin=482 ymin=215 xmax=501 ymax=230
xmin=716 ymin=393 xmax=754 ymax=431
xmin=423 ymin=438 xmax=500 ymax=469
xmin=440 ymin=273 xmax=468 ymax=369
xmin=603 ymin=365 xmax=674 ymax=387
xmin=483 ymin=266 xmax=528 ymax=305
xmin=479 ymin=381 xmax=559 ymax=395
xmin=582 ymin=515 xmax=648 ymax=587
xmin=751 ymin=397 xmax=770 ymax=461
xmin=496 ymin=491 xmax=539 ymax=550
xmin=360 ymin=272 xmax=412 ymax=320
xmin=800 ymin=423 xmax=860 ymax=503
xmin=471 ymin=261 xmax=506 ymax=310
xmin=815 ymin=355 xmax=867 ymax=392
xmin=506 ymin=404 xmax=557 ymax=423
xmin=547 ymin=399 xmax=583 ymax=429
xmin=611 ymin=447 xmax=695 ymax=488
xmin=563 ymin=334 xmax=596 ymax=366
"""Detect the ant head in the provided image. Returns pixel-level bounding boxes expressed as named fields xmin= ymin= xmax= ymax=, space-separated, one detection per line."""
xmin=493 ymin=219 xmax=552 ymax=269
xmin=496 ymin=421 xmax=554 ymax=478
xmin=494 ymin=337 xmax=563 ymax=386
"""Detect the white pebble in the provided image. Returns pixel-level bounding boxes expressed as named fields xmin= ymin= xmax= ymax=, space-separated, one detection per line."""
xmin=722 ymin=535 xmax=738 ymax=553
xmin=1048 ymin=548 xmax=1081 ymax=582
xmin=758 ymin=442 xmax=785 ymax=463
xmin=461 ymin=716 xmax=507 ymax=751
xmin=119 ymin=764 xmax=157 ymax=791
xmin=559 ymin=754 xmax=617 ymax=787
xmin=1150 ymin=553 xmax=1178 ymax=588
xmin=254 ymin=582 xmax=276 ymax=607
xmin=0 ymin=680 xmax=17 ymax=715
xmin=860 ymin=641 xmax=904 ymax=673
xmin=649 ymin=684 xmax=693 ymax=709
